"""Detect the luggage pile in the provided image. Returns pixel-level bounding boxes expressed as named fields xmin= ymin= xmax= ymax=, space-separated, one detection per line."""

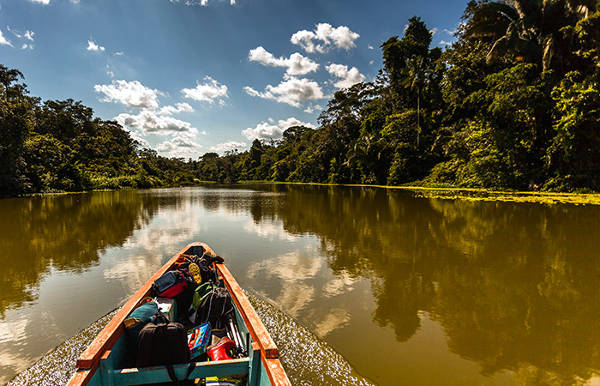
xmin=123 ymin=246 xmax=246 ymax=385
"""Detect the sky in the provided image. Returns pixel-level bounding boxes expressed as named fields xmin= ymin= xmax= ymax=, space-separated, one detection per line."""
xmin=0 ymin=0 xmax=466 ymax=158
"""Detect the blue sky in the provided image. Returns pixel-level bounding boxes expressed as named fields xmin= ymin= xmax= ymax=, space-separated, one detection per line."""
xmin=0 ymin=0 xmax=465 ymax=158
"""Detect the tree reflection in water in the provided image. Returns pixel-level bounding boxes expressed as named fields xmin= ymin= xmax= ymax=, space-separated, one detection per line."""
xmin=2 ymin=185 xmax=600 ymax=384
xmin=244 ymin=184 xmax=600 ymax=384
xmin=0 ymin=191 xmax=159 ymax=317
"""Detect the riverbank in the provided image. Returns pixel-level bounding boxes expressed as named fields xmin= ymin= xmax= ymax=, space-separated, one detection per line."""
xmin=238 ymin=181 xmax=600 ymax=205
xmin=5 ymin=181 xmax=600 ymax=205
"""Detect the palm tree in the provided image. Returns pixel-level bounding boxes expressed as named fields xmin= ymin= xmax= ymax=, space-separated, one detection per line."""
xmin=462 ymin=0 xmax=597 ymax=73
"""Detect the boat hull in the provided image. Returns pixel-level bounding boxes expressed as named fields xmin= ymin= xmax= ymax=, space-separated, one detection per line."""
xmin=68 ymin=242 xmax=290 ymax=386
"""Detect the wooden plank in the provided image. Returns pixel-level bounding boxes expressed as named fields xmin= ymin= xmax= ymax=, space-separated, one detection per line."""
xmin=112 ymin=359 xmax=249 ymax=385
xmin=217 ymin=263 xmax=279 ymax=359
xmin=67 ymin=367 xmax=97 ymax=386
xmin=262 ymin=357 xmax=291 ymax=386
xmin=247 ymin=342 xmax=261 ymax=385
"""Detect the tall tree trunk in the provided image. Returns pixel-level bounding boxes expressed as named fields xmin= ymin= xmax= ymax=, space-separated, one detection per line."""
xmin=416 ymin=88 xmax=420 ymax=147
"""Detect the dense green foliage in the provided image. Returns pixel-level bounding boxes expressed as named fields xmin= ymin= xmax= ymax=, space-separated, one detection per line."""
xmin=1 ymin=0 xmax=599 ymax=196
xmin=0 ymin=66 xmax=202 ymax=196
xmin=194 ymin=1 xmax=600 ymax=192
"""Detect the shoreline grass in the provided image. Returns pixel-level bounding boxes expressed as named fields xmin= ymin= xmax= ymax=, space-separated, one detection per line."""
xmin=237 ymin=180 xmax=600 ymax=205
xmin=6 ymin=180 xmax=600 ymax=206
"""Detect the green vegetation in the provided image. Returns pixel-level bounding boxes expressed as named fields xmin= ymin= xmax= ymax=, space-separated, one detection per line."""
xmin=199 ymin=1 xmax=600 ymax=192
xmin=0 ymin=65 xmax=201 ymax=196
xmin=2 ymin=0 xmax=599 ymax=197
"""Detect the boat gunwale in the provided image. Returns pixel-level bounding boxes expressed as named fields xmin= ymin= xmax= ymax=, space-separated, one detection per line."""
xmin=68 ymin=241 xmax=289 ymax=385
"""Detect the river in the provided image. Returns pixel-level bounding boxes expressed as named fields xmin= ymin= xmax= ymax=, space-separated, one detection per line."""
xmin=1 ymin=185 xmax=599 ymax=385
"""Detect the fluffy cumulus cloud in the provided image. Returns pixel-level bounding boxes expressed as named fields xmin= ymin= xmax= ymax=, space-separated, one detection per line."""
xmin=115 ymin=110 xmax=199 ymax=136
xmin=156 ymin=135 xmax=202 ymax=158
xmin=244 ymin=77 xmax=324 ymax=108
xmin=159 ymin=102 xmax=194 ymax=115
xmin=86 ymin=40 xmax=105 ymax=52
xmin=29 ymin=0 xmax=50 ymax=4
xmin=94 ymin=80 xmax=160 ymax=109
xmin=242 ymin=117 xmax=315 ymax=141
xmin=181 ymin=76 xmax=228 ymax=104
xmin=291 ymin=23 xmax=359 ymax=53
xmin=326 ymin=63 xmax=365 ymax=89
xmin=209 ymin=141 xmax=248 ymax=154
xmin=0 ymin=30 xmax=12 ymax=47
xmin=248 ymin=46 xmax=319 ymax=76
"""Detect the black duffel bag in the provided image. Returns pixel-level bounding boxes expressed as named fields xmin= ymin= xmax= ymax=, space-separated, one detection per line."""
xmin=136 ymin=322 xmax=195 ymax=385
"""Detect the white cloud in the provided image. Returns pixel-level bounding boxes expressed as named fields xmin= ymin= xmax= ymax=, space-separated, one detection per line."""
xmin=156 ymin=135 xmax=202 ymax=158
xmin=443 ymin=28 xmax=458 ymax=35
xmin=291 ymin=23 xmax=359 ymax=53
xmin=87 ymin=40 xmax=105 ymax=52
xmin=94 ymin=80 xmax=160 ymax=109
xmin=114 ymin=51 xmax=124 ymax=56
xmin=24 ymin=30 xmax=35 ymax=41
xmin=248 ymin=46 xmax=319 ymax=76
xmin=21 ymin=43 xmax=33 ymax=50
xmin=369 ymin=60 xmax=374 ymax=65
xmin=29 ymin=0 xmax=50 ymax=4
xmin=159 ymin=102 xmax=194 ymax=115
xmin=430 ymin=27 xmax=438 ymax=36
xmin=244 ymin=77 xmax=324 ymax=108
xmin=209 ymin=141 xmax=248 ymax=154
xmin=440 ymin=40 xmax=453 ymax=46
xmin=181 ymin=76 xmax=228 ymax=104
xmin=326 ymin=63 xmax=365 ymax=89
xmin=304 ymin=104 xmax=322 ymax=114
xmin=368 ymin=44 xmax=374 ymax=50
xmin=0 ymin=30 xmax=13 ymax=47
xmin=105 ymin=64 xmax=114 ymax=78
xmin=242 ymin=117 xmax=315 ymax=141
xmin=115 ymin=110 xmax=199 ymax=136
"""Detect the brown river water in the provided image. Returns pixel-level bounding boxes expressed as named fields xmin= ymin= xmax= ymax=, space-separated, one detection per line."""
xmin=1 ymin=185 xmax=600 ymax=385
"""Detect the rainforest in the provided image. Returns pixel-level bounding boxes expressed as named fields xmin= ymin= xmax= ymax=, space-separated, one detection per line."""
xmin=2 ymin=0 xmax=599 ymax=197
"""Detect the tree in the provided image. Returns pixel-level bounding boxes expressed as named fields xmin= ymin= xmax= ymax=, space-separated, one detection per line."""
xmin=461 ymin=0 xmax=598 ymax=74
xmin=0 ymin=65 xmax=36 ymax=195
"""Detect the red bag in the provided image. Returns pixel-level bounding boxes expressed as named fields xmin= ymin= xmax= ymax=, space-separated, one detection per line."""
xmin=153 ymin=271 xmax=187 ymax=298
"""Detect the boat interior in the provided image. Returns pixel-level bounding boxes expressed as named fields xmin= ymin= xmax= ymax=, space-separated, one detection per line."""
xmin=69 ymin=243 xmax=287 ymax=386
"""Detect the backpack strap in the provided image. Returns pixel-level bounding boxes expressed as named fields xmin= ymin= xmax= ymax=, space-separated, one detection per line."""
xmin=165 ymin=359 xmax=195 ymax=384
xmin=166 ymin=364 xmax=179 ymax=385
xmin=185 ymin=362 xmax=196 ymax=379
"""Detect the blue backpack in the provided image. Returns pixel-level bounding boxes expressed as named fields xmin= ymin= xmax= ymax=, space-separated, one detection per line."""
xmin=124 ymin=300 xmax=167 ymax=346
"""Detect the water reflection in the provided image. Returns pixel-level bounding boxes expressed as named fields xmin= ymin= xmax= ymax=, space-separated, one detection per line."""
xmin=3 ymin=185 xmax=600 ymax=385
xmin=0 ymin=191 xmax=158 ymax=316
xmin=243 ymin=185 xmax=600 ymax=384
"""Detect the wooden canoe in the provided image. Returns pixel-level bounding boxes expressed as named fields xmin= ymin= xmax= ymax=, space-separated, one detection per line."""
xmin=68 ymin=242 xmax=290 ymax=386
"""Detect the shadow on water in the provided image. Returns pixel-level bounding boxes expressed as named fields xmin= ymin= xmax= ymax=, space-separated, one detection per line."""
xmin=9 ymin=294 xmax=370 ymax=386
